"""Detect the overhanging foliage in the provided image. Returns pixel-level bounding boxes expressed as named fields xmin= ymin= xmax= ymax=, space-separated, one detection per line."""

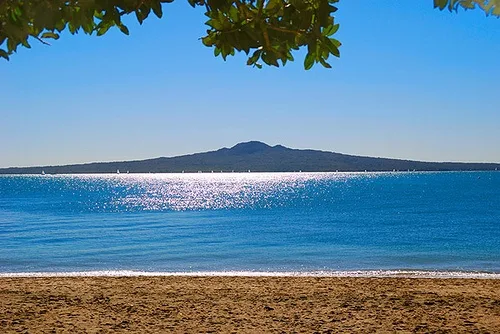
xmin=434 ymin=0 xmax=500 ymax=15
xmin=0 ymin=0 xmax=497 ymax=69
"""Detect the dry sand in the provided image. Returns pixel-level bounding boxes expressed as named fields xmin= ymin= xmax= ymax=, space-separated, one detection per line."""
xmin=1 ymin=276 xmax=499 ymax=333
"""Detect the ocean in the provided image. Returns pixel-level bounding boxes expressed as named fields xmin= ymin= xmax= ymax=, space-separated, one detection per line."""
xmin=0 ymin=172 xmax=499 ymax=277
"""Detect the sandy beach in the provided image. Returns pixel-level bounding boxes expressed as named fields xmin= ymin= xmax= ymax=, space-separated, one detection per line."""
xmin=1 ymin=276 xmax=499 ymax=333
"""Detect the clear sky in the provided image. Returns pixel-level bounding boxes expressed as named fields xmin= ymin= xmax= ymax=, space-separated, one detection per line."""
xmin=1 ymin=1 xmax=499 ymax=168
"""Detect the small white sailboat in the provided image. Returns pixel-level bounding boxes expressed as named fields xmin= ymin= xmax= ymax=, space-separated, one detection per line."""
xmin=116 ymin=169 xmax=120 ymax=174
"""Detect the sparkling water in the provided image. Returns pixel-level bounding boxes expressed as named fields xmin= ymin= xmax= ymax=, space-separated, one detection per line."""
xmin=0 ymin=172 xmax=499 ymax=276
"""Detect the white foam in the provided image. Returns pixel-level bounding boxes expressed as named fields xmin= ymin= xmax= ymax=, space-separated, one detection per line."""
xmin=1 ymin=270 xmax=499 ymax=279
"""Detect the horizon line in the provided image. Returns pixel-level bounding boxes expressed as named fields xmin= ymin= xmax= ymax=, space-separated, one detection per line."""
xmin=1 ymin=140 xmax=500 ymax=169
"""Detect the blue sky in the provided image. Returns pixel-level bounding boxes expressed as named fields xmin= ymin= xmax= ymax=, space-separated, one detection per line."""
xmin=1 ymin=1 xmax=499 ymax=167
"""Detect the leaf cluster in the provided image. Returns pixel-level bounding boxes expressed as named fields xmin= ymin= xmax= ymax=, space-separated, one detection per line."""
xmin=0 ymin=0 xmax=172 ymax=60
xmin=0 ymin=0 xmax=340 ymax=69
xmin=434 ymin=0 xmax=500 ymax=16
xmin=198 ymin=0 xmax=341 ymax=69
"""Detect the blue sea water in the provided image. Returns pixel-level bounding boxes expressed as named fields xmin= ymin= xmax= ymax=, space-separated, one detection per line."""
xmin=0 ymin=172 xmax=499 ymax=276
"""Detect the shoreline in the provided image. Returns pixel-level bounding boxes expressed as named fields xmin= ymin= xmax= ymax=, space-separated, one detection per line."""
xmin=2 ymin=276 xmax=499 ymax=332
xmin=2 ymin=269 xmax=500 ymax=279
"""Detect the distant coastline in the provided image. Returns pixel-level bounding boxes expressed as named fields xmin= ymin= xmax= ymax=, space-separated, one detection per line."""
xmin=1 ymin=141 xmax=499 ymax=174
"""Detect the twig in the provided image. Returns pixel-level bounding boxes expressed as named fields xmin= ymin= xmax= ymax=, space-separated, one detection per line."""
xmin=34 ymin=36 xmax=51 ymax=46
xmin=267 ymin=25 xmax=303 ymax=35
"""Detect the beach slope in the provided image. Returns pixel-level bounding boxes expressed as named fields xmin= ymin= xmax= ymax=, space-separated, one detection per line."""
xmin=1 ymin=276 xmax=499 ymax=333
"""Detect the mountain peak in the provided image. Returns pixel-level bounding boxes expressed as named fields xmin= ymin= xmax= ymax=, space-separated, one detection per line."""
xmin=228 ymin=141 xmax=272 ymax=154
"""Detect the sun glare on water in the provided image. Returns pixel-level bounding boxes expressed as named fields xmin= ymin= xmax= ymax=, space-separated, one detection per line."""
xmin=63 ymin=172 xmax=370 ymax=212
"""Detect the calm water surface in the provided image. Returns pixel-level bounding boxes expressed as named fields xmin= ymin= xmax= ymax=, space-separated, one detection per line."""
xmin=0 ymin=172 xmax=499 ymax=274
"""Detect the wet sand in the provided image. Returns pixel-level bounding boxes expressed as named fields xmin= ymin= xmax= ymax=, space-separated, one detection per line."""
xmin=1 ymin=276 xmax=499 ymax=333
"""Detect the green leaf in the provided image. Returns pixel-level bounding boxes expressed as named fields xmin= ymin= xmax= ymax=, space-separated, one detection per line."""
xmin=6 ymin=38 xmax=18 ymax=53
xmin=152 ymin=1 xmax=163 ymax=18
xmin=41 ymin=32 xmax=60 ymax=40
xmin=97 ymin=25 xmax=111 ymax=36
xmin=434 ymin=0 xmax=448 ymax=10
xmin=55 ymin=20 xmax=66 ymax=32
xmin=21 ymin=39 xmax=31 ymax=48
xmin=228 ymin=6 xmax=239 ymax=22
xmin=322 ymin=23 xmax=339 ymax=36
xmin=119 ymin=25 xmax=130 ymax=35
xmin=0 ymin=49 xmax=10 ymax=60
xmin=319 ymin=58 xmax=332 ymax=68
xmin=202 ymin=35 xmax=215 ymax=47
xmin=324 ymin=38 xmax=340 ymax=57
xmin=262 ymin=51 xmax=279 ymax=67
xmin=304 ymin=52 xmax=315 ymax=70
xmin=206 ymin=18 xmax=224 ymax=30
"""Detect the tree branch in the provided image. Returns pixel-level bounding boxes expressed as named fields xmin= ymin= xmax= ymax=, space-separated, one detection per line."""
xmin=267 ymin=25 xmax=303 ymax=35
